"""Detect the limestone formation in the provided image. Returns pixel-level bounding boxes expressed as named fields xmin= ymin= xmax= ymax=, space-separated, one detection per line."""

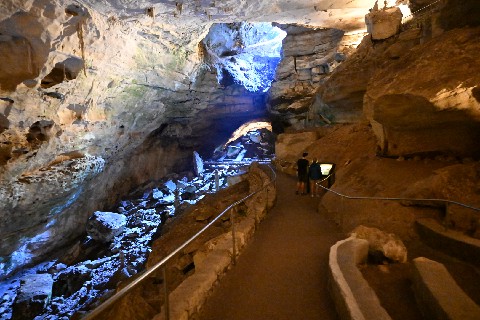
xmin=365 ymin=7 xmax=403 ymax=40
xmin=351 ymin=225 xmax=407 ymax=263
xmin=12 ymin=273 xmax=53 ymax=320
xmin=403 ymin=163 xmax=480 ymax=233
xmin=364 ymin=27 xmax=480 ymax=158
xmin=0 ymin=0 xmax=380 ymax=277
xmin=269 ymin=26 xmax=346 ymax=129
xmin=86 ymin=211 xmax=127 ymax=243
xmin=193 ymin=151 xmax=204 ymax=177
xmin=0 ymin=2 xmax=479 ymax=318
xmin=275 ymin=131 xmax=317 ymax=163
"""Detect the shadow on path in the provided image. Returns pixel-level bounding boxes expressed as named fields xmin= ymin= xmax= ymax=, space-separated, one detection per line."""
xmin=195 ymin=172 xmax=344 ymax=320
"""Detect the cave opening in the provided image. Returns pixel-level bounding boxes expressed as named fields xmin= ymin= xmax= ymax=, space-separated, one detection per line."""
xmin=201 ymin=22 xmax=286 ymax=93
xmin=197 ymin=22 xmax=286 ymax=161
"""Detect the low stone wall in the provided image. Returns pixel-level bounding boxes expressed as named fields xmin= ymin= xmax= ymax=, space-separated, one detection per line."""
xmin=328 ymin=237 xmax=392 ymax=320
xmin=416 ymin=218 xmax=480 ymax=265
xmin=152 ymin=166 xmax=276 ymax=320
xmin=412 ymin=257 xmax=480 ymax=320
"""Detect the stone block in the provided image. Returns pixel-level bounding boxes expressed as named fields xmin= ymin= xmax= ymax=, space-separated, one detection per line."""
xmin=412 ymin=257 xmax=480 ymax=320
xmin=328 ymin=237 xmax=392 ymax=320
xmin=12 ymin=273 xmax=53 ymax=320
xmin=86 ymin=211 xmax=127 ymax=243
xmin=365 ymin=7 xmax=403 ymax=40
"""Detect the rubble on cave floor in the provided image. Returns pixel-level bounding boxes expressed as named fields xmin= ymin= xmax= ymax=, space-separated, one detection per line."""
xmin=0 ymin=161 xmax=251 ymax=320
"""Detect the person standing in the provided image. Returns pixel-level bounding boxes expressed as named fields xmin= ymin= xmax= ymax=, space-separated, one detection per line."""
xmin=308 ymin=158 xmax=322 ymax=197
xmin=296 ymin=152 xmax=309 ymax=195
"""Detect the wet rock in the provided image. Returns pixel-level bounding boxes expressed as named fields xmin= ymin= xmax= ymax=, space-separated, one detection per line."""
xmin=12 ymin=273 xmax=53 ymax=320
xmin=86 ymin=211 xmax=127 ymax=243
xmin=351 ymin=225 xmax=407 ymax=263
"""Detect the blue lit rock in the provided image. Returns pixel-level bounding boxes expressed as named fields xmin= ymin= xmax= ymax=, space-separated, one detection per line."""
xmin=86 ymin=211 xmax=127 ymax=243
xmin=201 ymin=22 xmax=286 ymax=92
xmin=11 ymin=273 xmax=53 ymax=320
xmin=193 ymin=151 xmax=204 ymax=177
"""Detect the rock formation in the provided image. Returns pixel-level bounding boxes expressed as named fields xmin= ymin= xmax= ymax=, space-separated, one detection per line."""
xmin=1 ymin=1 xmax=480 ymax=317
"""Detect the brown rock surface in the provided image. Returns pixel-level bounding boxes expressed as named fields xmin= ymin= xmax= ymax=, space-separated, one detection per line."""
xmin=365 ymin=7 xmax=403 ymax=40
xmin=364 ymin=27 xmax=480 ymax=157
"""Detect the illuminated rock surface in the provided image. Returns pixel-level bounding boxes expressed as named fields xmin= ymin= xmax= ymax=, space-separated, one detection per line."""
xmin=0 ymin=0 xmax=480 ymax=318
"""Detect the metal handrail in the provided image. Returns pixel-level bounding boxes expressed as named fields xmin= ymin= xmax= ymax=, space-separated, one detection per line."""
xmin=316 ymin=174 xmax=480 ymax=212
xmin=82 ymin=164 xmax=276 ymax=319
xmin=401 ymin=0 xmax=443 ymax=22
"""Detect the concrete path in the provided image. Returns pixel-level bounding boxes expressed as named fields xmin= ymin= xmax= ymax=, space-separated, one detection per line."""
xmin=195 ymin=172 xmax=344 ymax=320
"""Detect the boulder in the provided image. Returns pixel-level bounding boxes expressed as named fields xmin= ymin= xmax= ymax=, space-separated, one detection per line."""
xmin=351 ymin=225 xmax=407 ymax=263
xmin=152 ymin=188 xmax=164 ymax=200
xmin=86 ymin=211 xmax=127 ymax=243
xmin=12 ymin=273 xmax=53 ymax=320
xmin=164 ymin=180 xmax=177 ymax=192
xmin=183 ymin=185 xmax=197 ymax=194
xmin=365 ymin=7 xmax=403 ymax=40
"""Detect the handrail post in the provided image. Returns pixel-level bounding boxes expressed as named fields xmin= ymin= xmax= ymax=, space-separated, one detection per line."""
xmin=231 ymin=208 xmax=236 ymax=265
xmin=215 ymin=169 xmax=220 ymax=191
xmin=266 ymin=186 xmax=269 ymax=213
xmin=163 ymin=266 xmax=169 ymax=320
xmin=444 ymin=202 xmax=450 ymax=231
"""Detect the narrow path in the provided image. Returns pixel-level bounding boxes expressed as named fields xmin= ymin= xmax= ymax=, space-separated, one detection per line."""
xmin=195 ymin=172 xmax=344 ymax=320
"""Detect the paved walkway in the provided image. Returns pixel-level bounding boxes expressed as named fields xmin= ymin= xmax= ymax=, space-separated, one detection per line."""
xmin=195 ymin=172 xmax=344 ymax=320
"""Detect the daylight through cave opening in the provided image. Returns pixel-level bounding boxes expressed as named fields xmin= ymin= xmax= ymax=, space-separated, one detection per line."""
xmin=201 ymin=22 xmax=287 ymax=93
xmin=198 ymin=22 xmax=286 ymax=162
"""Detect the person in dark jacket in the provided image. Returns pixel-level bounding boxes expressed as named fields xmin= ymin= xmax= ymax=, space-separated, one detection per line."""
xmin=308 ymin=158 xmax=322 ymax=197
xmin=296 ymin=152 xmax=309 ymax=195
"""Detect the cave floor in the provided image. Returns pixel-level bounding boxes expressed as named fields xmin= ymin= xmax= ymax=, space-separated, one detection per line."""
xmin=194 ymin=172 xmax=344 ymax=320
xmin=193 ymin=171 xmax=480 ymax=320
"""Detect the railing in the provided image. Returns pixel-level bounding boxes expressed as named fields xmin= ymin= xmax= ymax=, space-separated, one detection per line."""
xmin=315 ymin=173 xmax=480 ymax=229
xmin=401 ymin=0 xmax=443 ymax=30
xmin=82 ymin=164 xmax=276 ymax=320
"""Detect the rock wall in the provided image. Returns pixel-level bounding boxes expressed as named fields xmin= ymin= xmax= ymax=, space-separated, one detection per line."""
xmin=268 ymin=25 xmax=349 ymax=131
xmin=0 ymin=1 xmax=210 ymax=278
xmin=2 ymin=0 xmax=374 ymax=277
xmin=364 ymin=27 xmax=480 ymax=158
xmin=318 ymin=1 xmax=480 ymax=157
